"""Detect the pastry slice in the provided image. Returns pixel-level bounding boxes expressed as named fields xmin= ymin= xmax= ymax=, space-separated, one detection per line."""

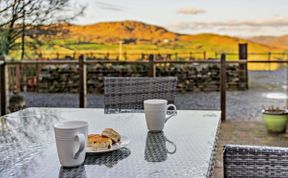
xmin=102 ymin=128 xmax=121 ymax=143
xmin=90 ymin=135 xmax=112 ymax=151
xmin=88 ymin=134 xmax=102 ymax=147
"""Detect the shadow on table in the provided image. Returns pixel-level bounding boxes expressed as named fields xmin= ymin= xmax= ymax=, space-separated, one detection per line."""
xmin=58 ymin=165 xmax=87 ymax=178
xmin=85 ymin=147 xmax=131 ymax=167
xmin=145 ymin=131 xmax=177 ymax=162
xmin=58 ymin=147 xmax=131 ymax=178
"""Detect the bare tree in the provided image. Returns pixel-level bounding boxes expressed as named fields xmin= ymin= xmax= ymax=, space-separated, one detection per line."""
xmin=0 ymin=0 xmax=85 ymax=57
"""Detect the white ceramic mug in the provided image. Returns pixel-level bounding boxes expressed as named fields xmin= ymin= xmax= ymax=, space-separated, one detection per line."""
xmin=144 ymin=99 xmax=177 ymax=132
xmin=54 ymin=121 xmax=88 ymax=167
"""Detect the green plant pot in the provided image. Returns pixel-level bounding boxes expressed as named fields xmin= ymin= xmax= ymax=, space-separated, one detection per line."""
xmin=262 ymin=112 xmax=288 ymax=133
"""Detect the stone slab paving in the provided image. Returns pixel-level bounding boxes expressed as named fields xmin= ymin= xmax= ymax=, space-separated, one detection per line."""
xmin=212 ymin=120 xmax=288 ymax=178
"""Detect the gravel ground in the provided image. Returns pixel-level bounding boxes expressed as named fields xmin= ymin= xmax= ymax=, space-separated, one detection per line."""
xmin=2 ymin=68 xmax=288 ymax=120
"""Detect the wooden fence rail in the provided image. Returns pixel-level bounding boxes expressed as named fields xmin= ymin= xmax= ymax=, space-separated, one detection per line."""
xmin=34 ymin=51 xmax=288 ymax=61
xmin=1 ymin=54 xmax=288 ymax=120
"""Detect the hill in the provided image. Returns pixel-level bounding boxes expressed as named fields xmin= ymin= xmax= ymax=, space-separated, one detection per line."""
xmin=248 ymin=35 xmax=288 ymax=49
xmin=58 ymin=21 xmax=283 ymax=53
xmin=10 ymin=20 xmax=286 ymax=64
xmin=64 ymin=21 xmax=179 ymax=44
xmin=178 ymin=33 xmax=281 ymax=53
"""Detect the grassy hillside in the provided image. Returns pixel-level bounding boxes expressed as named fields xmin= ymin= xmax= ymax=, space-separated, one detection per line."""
xmin=65 ymin=21 xmax=179 ymax=43
xmin=249 ymin=35 xmax=288 ymax=49
xmin=9 ymin=20 xmax=287 ymax=70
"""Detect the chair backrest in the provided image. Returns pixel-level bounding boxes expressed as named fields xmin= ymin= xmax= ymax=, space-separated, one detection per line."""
xmin=104 ymin=77 xmax=177 ymax=113
xmin=223 ymin=144 xmax=288 ymax=178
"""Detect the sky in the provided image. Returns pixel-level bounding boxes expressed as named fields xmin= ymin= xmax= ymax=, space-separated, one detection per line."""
xmin=72 ymin=0 xmax=288 ymax=37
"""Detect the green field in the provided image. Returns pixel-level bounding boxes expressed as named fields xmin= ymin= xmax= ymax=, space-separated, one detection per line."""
xmin=7 ymin=21 xmax=287 ymax=71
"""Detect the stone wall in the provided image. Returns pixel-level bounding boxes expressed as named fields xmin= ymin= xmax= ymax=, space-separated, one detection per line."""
xmin=37 ymin=63 xmax=247 ymax=93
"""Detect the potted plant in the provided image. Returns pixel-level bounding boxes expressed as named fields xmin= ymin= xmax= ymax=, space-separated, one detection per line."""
xmin=262 ymin=106 xmax=288 ymax=133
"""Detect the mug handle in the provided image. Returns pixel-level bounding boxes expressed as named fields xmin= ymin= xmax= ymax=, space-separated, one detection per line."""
xmin=165 ymin=136 xmax=177 ymax=154
xmin=165 ymin=104 xmax=177 ymax=123
xmin=73 ymin=133 xmax=86 ymax=159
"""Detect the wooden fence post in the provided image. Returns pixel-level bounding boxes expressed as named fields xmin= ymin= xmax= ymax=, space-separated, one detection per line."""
xmin=268 ymin=52 xmax=271 ymax=61
xmin=268 ymin=52 xmax=271 ymax=71
xmin=175 ymin=52 xmax=178 ymax=60
xmin=36 ymin=59 xmax=40 ymax=92
xmin=220 ymin=53 xmax=226 ymax=121
xmin=287 ymin=66 xmax=288 ymax=109
xmin=15 ymin=64 xmax=21 ymax=91
xmin=148 ymin=54 xmax=156 ymax=77
xmin=239 ymin=43 xmax=249 ymax=89
xmin=215 ymin=52 xmax=218 ymax=59
xmin=124 ymin=52 xmax=127 ymax=61
xmin=141 ymin=53 xmax=145 ymax=61
xmin=79 ymin=55 xmax=87 ymax=108
xmin=0 ymin=56 xmax=7 ymax=116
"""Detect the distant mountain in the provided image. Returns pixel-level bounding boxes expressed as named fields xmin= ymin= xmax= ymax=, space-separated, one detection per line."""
xmin=64 ymin=21 xmax=179 ymax=44
xmin=248 ymin=35 xmax=288 ymax=50
xmin=57 ymin=20 xmax=284 ymax=53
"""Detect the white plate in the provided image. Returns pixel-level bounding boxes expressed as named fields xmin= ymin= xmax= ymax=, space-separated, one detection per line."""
xmin=86 ymin=136 xmax=130 ymax=154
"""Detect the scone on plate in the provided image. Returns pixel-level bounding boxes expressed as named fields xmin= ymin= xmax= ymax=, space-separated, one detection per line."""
xmin=102 ymin=128 xmax=121 ymax=143
xmin=88 ymin=134 xmax=102 ymax=147
xmin=89 ymin=135 xmax=112 ymax=151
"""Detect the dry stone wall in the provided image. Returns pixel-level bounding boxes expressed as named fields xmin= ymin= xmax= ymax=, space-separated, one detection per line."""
xmin=38 ymin=63 xmax=247 ymax=93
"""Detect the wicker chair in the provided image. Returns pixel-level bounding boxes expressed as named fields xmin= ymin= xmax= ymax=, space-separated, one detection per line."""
xmin=104 ymin=77 xmax=177 ymax=114
xmin=223 ymin=144 xmax=288 ymax=178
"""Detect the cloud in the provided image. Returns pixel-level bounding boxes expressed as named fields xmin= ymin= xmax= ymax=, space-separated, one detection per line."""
xmin=178 ymin=7 xmax=206 ymax=15
xmin=95 ymin=1 xmax=124 ymax=11
xmin=169 ymin=17 xmax=288 ymax=31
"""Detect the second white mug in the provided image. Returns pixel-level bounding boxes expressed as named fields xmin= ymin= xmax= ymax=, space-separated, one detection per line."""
xmin=144 ymin=99 xmax=177 ymax=132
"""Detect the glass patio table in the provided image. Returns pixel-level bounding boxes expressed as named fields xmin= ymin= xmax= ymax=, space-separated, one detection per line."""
xmin=0 ymin=108 xmax=221 ymax=178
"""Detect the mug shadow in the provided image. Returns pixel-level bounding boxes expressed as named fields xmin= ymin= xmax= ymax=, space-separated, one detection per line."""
xmin=58 ymin=147 xmax=131 ymax=178
xmin=144 ymin=131 xmax=177 ymax=162
xmin=58 ymin=165 xmax=86 ymax=178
